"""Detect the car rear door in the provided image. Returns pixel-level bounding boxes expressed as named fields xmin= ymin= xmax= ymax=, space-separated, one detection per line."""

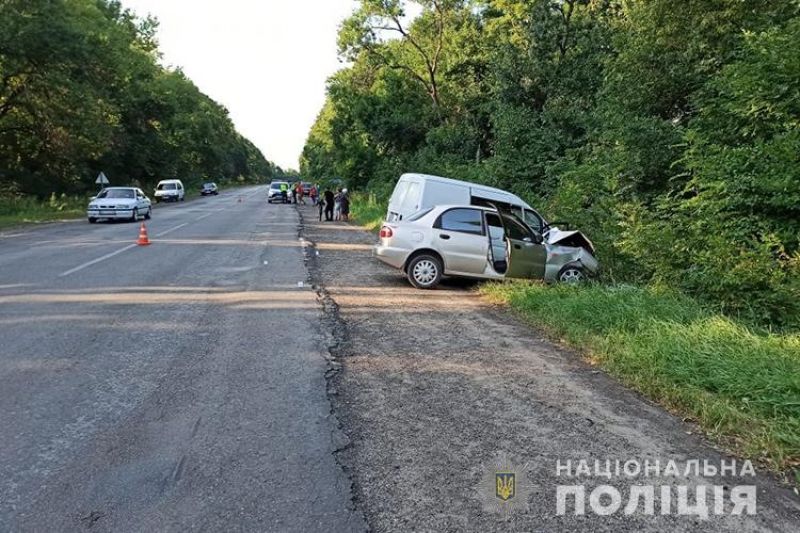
xmin=433 ymin=208 xmax=488 ymax=274
xmin=500 ymin=213 xmax=546 ymax=279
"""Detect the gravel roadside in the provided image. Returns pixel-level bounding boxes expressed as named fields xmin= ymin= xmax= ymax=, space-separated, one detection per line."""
xmin=298 ymin=204 xmax=800 ymax=532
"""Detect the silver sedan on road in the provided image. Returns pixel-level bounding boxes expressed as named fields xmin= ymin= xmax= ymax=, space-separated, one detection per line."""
xmin=373 ymin=205 xmax=598 ymax=289
xmin=87 ymin=187 xmax=152 ymax=223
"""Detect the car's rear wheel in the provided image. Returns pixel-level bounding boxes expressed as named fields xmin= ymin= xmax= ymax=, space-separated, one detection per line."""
xmin=406 ymin=254 xmax=442 ymax=289
xmin=558 ymin=265 xmax=585 ymax=284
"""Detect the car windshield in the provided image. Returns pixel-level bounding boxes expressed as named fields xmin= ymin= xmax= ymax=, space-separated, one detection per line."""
xmin=158 ymin=183 xmax=177 ymax=190
xmin=204 ymin=183 xmax=214 ymax=187
xmin=97 ymin=189 xmax=134 ymax=199
xmin=270 ymin=183 xmax=283 ymax=189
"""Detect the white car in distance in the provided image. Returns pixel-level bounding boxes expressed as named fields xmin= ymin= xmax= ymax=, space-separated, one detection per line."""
xmin=87 ymin=187 xmax=152 ymax=223
xmin=154 ymin=179 xmax=185 ymax=202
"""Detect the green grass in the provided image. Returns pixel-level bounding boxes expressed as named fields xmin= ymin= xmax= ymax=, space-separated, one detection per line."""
xmin=482 ymin=281 xmax=800 ymax=476
xmin=349 ymin=192 xmax=387 ymax=232
xmin=0 ymin=194 xmax=87 ymax=229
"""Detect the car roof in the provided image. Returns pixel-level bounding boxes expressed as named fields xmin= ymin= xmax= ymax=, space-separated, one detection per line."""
xmin=400 ymin=173 xmax=528 ymax=202
xmin=157 ymin=179 xmax=182 ymax=183
xmin=103 ymin=186 xmax=136 ymax=190
xmin=426 ymin=204 xmax=497 ymax=213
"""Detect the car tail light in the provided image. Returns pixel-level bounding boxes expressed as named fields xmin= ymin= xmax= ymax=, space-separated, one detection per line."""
xmin=379 ymin=226 xmax=393 ymax=238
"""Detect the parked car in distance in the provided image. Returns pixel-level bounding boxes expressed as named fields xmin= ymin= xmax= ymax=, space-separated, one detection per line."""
xmin=268 ymin=181 xmax=290 ymax=203
xmin=302 ymin=181 xmax=312 ymax=196
xmin=373 ymin=205 xmax=598 ymax=289
xmin=87 ymin=187 xmax=152 ymax=223
xmin=154 ymin=179 xmax=185 ymax=202
xmin=201 ymin=182 xmax=219 ymax=196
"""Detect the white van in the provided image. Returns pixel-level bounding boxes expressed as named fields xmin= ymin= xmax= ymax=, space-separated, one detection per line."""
xmin=386 ymin=173 xmax=546 ymax=231
xmin=154 ymin=179 xmax=185 ymax=202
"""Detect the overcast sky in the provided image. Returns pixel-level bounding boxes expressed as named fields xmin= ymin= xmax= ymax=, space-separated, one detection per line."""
xmin=121 ymin=0 xmax=358 ymax=170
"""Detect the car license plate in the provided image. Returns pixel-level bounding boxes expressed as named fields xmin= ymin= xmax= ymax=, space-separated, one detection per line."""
xmin=100 ymin=210 xmax=115 ymax=215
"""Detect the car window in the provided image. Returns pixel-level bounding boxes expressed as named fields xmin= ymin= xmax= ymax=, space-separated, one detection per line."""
xmin=523 ymin=209 xmax=544 ymax=233
xmin=437 ymin=208 xmax=484 ymax=235
xmin=158 ymin=183 xmax=176 ymax=190
xmin=485 ymin=213 xmax=504 ymax=240
xmin=502 ymin=215 xmax=533 ymax=241
xmin=100 ymin=189 xmax=135 ymax=199
xmin=400 ymin=182 xmax=420 ymax=212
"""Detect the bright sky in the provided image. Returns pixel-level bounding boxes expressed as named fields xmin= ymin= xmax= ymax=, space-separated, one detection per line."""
xmin=121 ymin=0 xmax=358 ymax=170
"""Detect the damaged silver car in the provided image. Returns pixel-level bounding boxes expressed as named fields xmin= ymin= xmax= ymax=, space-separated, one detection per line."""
xmin=383 ymin=173 xmax=598 ymax=284
xmin=373 ymin=204 xmax=598 ymax=289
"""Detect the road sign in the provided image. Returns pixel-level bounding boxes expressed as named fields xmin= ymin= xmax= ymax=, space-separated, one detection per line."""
xmin=95 ymin=172 xmax=109 ymax=185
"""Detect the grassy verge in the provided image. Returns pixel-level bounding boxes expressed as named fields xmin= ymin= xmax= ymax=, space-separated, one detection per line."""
xmin=0 ymin=194 xmax=87 ymax=230
xmin=482 ymin=281 xmax=800 ymax=479
xmin=349 ymin=192 xmax=387 ymax=232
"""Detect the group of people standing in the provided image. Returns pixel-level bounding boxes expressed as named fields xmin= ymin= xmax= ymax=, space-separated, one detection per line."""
xmin=278 ymin=181 xmax=350 ymax=222
xmin=318 ymin=187 xmax=349 ymax=222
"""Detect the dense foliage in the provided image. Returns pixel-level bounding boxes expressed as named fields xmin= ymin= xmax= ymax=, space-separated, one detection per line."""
xmin=302 ymin=0 xmax=800 ymax=326
xmin=0 ymin=0 xmax=276 ymax=197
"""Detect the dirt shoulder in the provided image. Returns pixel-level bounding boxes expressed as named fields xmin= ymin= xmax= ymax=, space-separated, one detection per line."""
xmin=298 ymin=204 xmax=800 ymax=532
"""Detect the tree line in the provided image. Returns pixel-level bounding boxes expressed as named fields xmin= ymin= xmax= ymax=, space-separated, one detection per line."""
xmin=0 ymin=0 xmax=277 ymax=198
xmin=301 ymin=0 xmax=800 ymax=326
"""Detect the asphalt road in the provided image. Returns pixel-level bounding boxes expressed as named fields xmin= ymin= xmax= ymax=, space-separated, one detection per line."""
xmin=0 ymin=187 xmax=365 ymax=531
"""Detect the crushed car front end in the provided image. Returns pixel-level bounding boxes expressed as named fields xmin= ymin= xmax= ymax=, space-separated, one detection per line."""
xmin=543 ymin=228 xmax=599 ymax=283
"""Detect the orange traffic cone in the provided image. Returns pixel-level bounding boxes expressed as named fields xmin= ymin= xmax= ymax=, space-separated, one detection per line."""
xmin=137 ymin=222 xmax=151 ymax=246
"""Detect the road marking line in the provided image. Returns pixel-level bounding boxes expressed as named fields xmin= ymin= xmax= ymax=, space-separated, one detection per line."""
xmin=59 ymin=244 xmax=138 ymax=277
xmin=194 ymin=211 xmax=219 ymax=222
xmin=154 ymin=222 xmax=188 ymax=237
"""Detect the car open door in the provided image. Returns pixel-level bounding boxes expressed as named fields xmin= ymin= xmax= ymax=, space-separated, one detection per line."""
xmin=500 ymin=213 xmax=546 ymax=279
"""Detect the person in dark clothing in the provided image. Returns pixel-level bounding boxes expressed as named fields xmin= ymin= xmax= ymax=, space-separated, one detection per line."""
xmin=323 ymin=189 xmax=334 ymax=221
xmin=340 ymin=190 xmax=350 ymax=221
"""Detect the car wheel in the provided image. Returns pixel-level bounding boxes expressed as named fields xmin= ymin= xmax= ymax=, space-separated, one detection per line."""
xmin=144 ymin=207 xmax=151 ymax=220
xmin=558 ymin=265 xmax=585 ymax=284
xmin=131 ymin=208 xmax=139 ymax=222
xmin=88 ymin=217 xmax=97 ymax=224
xmin=406 ymin=254 xmax=442 ymax=289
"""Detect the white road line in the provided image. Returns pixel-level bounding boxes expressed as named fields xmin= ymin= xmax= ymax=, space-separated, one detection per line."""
xmin=194 ymin=210 xmax=223 ymax=222
xmin=154 ymin=222 xmax=188 ymax=237
xmin=59 ymin=244 xmax=137 ymax=277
